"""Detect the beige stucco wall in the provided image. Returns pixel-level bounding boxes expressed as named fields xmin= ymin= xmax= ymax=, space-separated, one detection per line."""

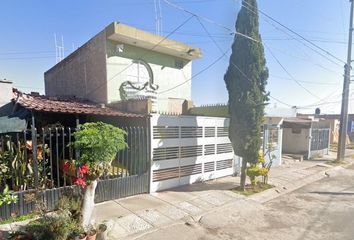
xmin=44 ymin=31 xmax=194 ymax=111
xmin=282 ymin=128 xmax=310 ymax=154
xmin=105 ymin=41 xmax=192 ymax=112
xmin=44 ymin=31 xmax=108 ymax=103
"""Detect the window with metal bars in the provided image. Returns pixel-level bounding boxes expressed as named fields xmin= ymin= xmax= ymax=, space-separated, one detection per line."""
xmin=216 ymin=143 xmax=233 ymax=154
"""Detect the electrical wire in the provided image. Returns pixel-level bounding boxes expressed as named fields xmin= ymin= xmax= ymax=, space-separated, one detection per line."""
xmin=158 ymin=48 xmax=230 ymax=94
xmin=195 ymin=15 xmax=296 ymax=107
xmin=241 ymin=0 xmax=346 ymax=66
xmin=85 ymin=14 xmax=195 ymax=96
xmin=264 ymin=44 xmax=322 ymax=100
xmin=162 ymin=0 xmax=260 ymax=43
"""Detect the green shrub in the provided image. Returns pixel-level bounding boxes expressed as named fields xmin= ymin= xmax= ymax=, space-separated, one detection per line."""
xmin=247 ymin=152 xmax=269 ymax=185
xmin=25 ymin=211 xmax=78 ymax=240
xmin=72 ymin=122 xmax=127 ymax=169
xmin=0 ymin=185 xmax=17 ymax=207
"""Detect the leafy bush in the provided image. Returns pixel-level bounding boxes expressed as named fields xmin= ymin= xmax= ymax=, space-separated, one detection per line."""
xmin=25 ymin=211 xmax=78 ymax=240
xmin=0 ymin=185 xmax=17 ymax=207
xmin=72 ymin=122 xmax=127 ymax=169
xmin=58 ymin=195 xmax=82 ymax=221
xmin=247 ymin=152 xmax=269 ymax=185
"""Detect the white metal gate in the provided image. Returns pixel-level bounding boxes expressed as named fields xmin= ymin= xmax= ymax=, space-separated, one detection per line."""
xmin=150 ymin=114 xmax=234 ymax=192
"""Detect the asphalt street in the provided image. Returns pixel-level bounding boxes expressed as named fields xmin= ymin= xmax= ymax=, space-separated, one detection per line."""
xmin=137 ymin=164 xmax=354 ymax=240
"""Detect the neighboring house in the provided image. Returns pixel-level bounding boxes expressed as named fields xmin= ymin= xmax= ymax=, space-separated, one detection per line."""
xmin=282 ymin=117 xmax=330 ymax=159
xmin=299 ymin=113 xmax=352 ymax=143
xmin=44 ymin=22 xmax=201 ymax=113
xmin=0 ymin=80 xmax=13 ymax=108
xmin=0 ymin=80 xmax=27 ymax=133
xmin=0 ymin=88 xmax=152 ymax=220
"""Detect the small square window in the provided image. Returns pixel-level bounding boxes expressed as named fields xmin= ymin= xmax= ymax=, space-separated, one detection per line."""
xmin=292 ymin=127 xmax=302 ymax=134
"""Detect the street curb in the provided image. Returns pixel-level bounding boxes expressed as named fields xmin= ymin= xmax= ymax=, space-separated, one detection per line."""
xmin=248 ymin=164 xmax=348 ymax=204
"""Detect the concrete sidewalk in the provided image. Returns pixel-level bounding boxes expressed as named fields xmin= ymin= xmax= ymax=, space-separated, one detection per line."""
xmin=92 ymin=151 xmax=353 ymax=240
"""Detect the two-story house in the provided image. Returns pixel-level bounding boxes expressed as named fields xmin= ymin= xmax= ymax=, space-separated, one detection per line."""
xmin=44 ymin=22 xmax=201 ymax=113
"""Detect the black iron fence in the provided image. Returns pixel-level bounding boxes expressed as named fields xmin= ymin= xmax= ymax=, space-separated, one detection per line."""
xmin=0 ymin=127 xmax=77 ymax=192
xmin=0 ymin=126 xmax=150 ymax=220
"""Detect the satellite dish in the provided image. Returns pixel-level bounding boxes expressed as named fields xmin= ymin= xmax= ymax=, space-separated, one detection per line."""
xmin=315 ymin=108 xmax=321 ymax=115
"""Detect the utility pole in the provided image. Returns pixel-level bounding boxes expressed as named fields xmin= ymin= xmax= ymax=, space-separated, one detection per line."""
xmin=338 ymin=0 xmax=354 ymax=161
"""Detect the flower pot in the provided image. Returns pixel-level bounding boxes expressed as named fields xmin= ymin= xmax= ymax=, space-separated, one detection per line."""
xmin=97 ymin=224 xmax=108 ymax=240
xmin=76 ymin=233 xmax=87 ymax=240
xmin=86 ymin=233 xmax=96 ymax=240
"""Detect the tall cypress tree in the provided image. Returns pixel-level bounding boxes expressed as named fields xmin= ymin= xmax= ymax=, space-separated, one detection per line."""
xmin=224 ymin=0 xmax=268 ymax=190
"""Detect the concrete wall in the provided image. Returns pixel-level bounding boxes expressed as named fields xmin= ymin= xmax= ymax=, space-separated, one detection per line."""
xmin=282 ymin=127 xmax=310 ymax=155
xmin=106 ymin=41 xmax=192 ymax=112
xmin=44 ymin=31 xmax=108 ymax=103
xmin=0 ymin=81 xmax=13 ymax=107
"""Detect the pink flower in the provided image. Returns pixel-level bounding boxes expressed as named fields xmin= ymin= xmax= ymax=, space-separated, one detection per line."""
xmin=79 ymin=164 xmax=90 ymax=175
xmin=73 ymin=177 xmax=86 ymax=188
xmin=63 ymin=162 xmax=71 ymax=173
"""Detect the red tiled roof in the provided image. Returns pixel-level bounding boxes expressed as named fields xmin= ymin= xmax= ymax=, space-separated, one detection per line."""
xmin=14 ymin=91 xmax=145 ymax=118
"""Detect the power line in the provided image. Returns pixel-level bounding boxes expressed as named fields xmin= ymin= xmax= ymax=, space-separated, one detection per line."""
xmin=265 ymin=44 xmax=322 ymax=100
xmin=270 ymin=74 xmax=338 ymax=86
xmin=158 ymin=49 xmax=230 ymax=94
xmin=0 ymin=56 xmax=55 ymax=60
xmin=240 ymin=2 xmax=344 ymax=67
xmin=195 ymin=14 xmax=296 ymax=108
xmin=85 ymin=14 xmax=195 ymax=96
xmin=241 ymin=0 xmax=346 ymax=66
xmin=163 ymin=0 xmax=344 ymax=108
xmin=162 ymin=0 xmax=260 ymax=43
xmin=264 ymin=44 xmax=342 ymax=76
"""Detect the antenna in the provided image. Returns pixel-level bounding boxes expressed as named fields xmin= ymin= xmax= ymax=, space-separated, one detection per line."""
xmin=54 ymin=33 xmax=65 ymax=63
xmin=154 ymin=0 xmax=163 ymax=35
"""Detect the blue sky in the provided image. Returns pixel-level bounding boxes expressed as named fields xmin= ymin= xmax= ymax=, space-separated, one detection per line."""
xmin=0 ymin=0 xmax=351 ymax=114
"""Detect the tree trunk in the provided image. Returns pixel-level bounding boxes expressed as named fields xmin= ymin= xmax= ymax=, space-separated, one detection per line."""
xmin=240 ymin=158 xmax=247 ymax=191
xmin=81 ymin=179 xmax=98 ymax=228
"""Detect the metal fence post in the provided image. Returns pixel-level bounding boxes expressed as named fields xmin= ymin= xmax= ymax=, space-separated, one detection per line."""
xmin=31 ymin=112 xmax=39 ymax=188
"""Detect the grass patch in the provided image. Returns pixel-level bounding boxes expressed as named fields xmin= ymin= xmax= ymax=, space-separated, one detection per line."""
xmin=0 ymin=213 xmax=36 ymax=225
xmin=327 ymin=159 xmax=347 ymax=166
xmin=231 ymin=183 xmax=274 ymax=196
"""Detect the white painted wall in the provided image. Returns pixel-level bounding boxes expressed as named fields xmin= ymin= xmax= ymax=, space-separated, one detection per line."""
xmin=150 ymin=114 xmax=233 ymax=192
xmin=0 ymin=81 xmax=13 ymax=107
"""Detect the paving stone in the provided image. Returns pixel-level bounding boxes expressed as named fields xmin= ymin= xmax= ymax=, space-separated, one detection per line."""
xmin=115 ymin=214 xmax=152 ymax=234
xmin=188 ymin=197 xmax=216 ymax=211
xmin=106 ymin=220 xmax=129 ymax=239
xmin=177 ymin=201 xmax=202 ymax=214
xmin=202 ymin=192 xmax=233 ymax=206
xmin=92 ymin=201 xmax=130 ymax=222
xmin=158 ymin=205 xmax=189 ymax=220
xmin=137 ymin=209 xmax=172 ymax=227
xmin=117 ymin=194 xmax=168 ymax=213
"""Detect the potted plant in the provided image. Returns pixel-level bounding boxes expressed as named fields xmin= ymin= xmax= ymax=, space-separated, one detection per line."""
xmin=97 ymin=223 xmax=108 ymax=240
xmin=70 ymin=122 xmax=127 ymax=228
xmin=78 ymin=232 xmax=87 ymax=240
xmin=86 ymin=225 xmax=97 ymax=240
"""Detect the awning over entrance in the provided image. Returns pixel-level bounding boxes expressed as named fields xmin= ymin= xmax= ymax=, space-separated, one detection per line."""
xmin=0 ymin=116 xmax=26 ymax=133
